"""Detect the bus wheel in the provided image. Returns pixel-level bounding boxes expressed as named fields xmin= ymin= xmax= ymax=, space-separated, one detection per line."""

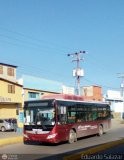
xmin=1 ymin=126 xmax=6 ymax=132
xmin=98 ymin=125 xmax=103 ymax=136
xmin=68 ymin=129 xmax=77 ymax=144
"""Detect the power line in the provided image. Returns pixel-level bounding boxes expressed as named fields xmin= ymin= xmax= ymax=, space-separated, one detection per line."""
xmin=0 ymin=26 xmax=120 ymax=92
xmin=0 ymin=26 xmax=73 ymax=53
xmin=0 ymin=37 xmax=67 ymax=56
xmin=83 ymin=77 xmax=119 ymax=90
xmin=1 ymin=54 xmax=120 ymax=92
xmin=0 ymin=26 xmax=116 ymax=77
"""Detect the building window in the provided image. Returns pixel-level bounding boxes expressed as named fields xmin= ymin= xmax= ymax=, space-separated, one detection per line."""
xmin=30 ymin=92 xmax=37 ymax=98
xmin=0 ymin=66 xmax=3 ymax=74
xmin=84 ymin=88 xmax=87 ymax=96
xmin=28 ymin=92 xmax=40 ymax=99
xmin=8 ymin=84 xmax=15 ymax=93
xmin=83 ymin=87 xmax=93 ymax=96
xmin=7 ymin=67 xmax=14 ymax=76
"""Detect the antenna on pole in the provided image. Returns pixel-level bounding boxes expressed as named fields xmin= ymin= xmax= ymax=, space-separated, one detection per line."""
xmin=67 ymin=51 xmax=86 ymax=95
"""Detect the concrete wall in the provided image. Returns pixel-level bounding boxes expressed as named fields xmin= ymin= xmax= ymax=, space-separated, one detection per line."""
xmin=82 ymin=86 xmax=102 ymax=101
xmin=24 ymin=88 xmax=60 ymax=101
xmin=0 ymin=80 xmax=23 ymax=104
xmin=0 ymin=65 xmax=16 ymax=82
xmin=0 ymin=79 xmax=23 ymax=131
xmin=0 ymin=104 xmax=18 ymax=119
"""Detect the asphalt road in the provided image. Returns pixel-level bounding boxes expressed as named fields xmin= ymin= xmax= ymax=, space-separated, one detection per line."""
xmin=0 ymin=126 xmax=124 ymax=160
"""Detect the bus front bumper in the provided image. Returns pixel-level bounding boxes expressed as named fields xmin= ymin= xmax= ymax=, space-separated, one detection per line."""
xmin=24 ymin=132 xmax=58 ymax=143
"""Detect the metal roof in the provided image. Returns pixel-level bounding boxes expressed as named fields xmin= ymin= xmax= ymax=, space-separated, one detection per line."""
xmin=22 ymin=75 xmax=63 ymax=93
xmin=0 ymin=63 xmax=17 ymax=68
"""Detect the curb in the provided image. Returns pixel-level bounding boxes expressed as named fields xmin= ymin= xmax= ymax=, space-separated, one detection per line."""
xmin=63 ymin=138 xmax=124 ymax=160
xmin=0 ymin=136 xmax=23 ymax=146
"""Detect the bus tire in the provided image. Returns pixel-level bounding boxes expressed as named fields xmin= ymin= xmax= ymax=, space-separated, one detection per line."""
xmin=1 ymin=126 xmax=6 ymax=132
xmin=68 ymin=129 xmax=77 ymax=144
xmin=24 ymin=141 xmax=31 ymax=145
xmin=97 ymin=125 xmax=103 ymax=136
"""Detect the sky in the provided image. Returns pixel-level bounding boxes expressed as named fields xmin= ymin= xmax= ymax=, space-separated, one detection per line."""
xmin=0 ymin=0 xmax=124 ymax=94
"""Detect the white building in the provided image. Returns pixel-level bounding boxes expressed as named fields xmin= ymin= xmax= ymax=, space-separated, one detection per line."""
xmin=62 ymin=85 xmax=74 ymax=95
xmin=105 ymin=90 xmax=124 ymax=119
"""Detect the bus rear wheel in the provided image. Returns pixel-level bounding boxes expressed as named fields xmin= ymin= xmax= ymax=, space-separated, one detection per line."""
xmin=68 ymin=129 xmax=77 ymax=144
xmin=98 ymin=125 xmax=103 ymax=136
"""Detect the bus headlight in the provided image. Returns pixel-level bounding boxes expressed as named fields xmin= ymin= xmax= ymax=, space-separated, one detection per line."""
xmin=24 ymin=134 xmax=29 ymax=138
xmin=47 ymin=133 xmax=57 ymax=139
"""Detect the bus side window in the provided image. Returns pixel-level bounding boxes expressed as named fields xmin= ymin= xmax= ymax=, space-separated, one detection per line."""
xmin=103 ymin=111 xmax=107 ymax=117
xmin=92 ymin=112 xmax=98 ymax=120
xmin=68 ymin=111 xmax=76 ymax=123
xmin=76 ymin=112 xmax=81 ymax=122
xmin=97 ymin=112 xmax=103 ymax=119
xmin=76 ymin=112 xmax=87 ymax=122
xmin=57 ymin=105 xmax=67 ymax=124
xmin=58 ymin=114 xmax=67 ymax=124
xmin=87 ymin=112 xmax=93 ymax=121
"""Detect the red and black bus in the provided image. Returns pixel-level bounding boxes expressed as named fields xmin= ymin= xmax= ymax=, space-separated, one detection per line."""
xmin=24 ymin=98 xmax=111 ymax=144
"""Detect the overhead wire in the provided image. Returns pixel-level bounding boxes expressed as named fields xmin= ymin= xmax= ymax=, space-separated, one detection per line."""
xmin=0 ymin=57 xmax=72 ymax=83
xmin=0 ymin=26 xmax=120 ymax=91
xmin=0 ymin=26 xmax=73 ymax=54
xmin=83 ymin=77 xmax=120 ymax=90
xmin=1 ymin=55 xmax=120 ymax=91
xmin=0 ymin=37 xmax=67 ymax=56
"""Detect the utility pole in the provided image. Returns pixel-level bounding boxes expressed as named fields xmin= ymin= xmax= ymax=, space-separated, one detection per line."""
xmin=67 ymin=51 xmax=86 ymax=95
xmin=118 ymin=73 xmax=124 ymax=119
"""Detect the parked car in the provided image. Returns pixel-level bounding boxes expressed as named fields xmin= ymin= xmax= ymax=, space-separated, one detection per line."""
xmin=0 ymin=118 xmax=17 ymax=132
xmin=8 ymin=118 xmax=17 ymax=132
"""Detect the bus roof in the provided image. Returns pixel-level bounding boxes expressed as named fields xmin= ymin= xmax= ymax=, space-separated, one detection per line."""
xmin=24 ymin=98 xmax=109 ymax=105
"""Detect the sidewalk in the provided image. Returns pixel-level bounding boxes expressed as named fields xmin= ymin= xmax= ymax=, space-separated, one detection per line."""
xmin=0 ymin=131 xmax=23 ymax=146
xmin=0 ymin=131 xmax=22 ymax=139
xmin=111 ymin=118 xmax=124 ymax=129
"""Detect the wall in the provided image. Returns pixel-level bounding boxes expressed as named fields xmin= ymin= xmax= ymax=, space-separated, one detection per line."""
xmin=0 ymin=104 xmax=18 ymax=119
xmin=0 ymin=65 xmax=16 ymax=82
xmin=24 ymin=88 xmax=59 ymax=101
xmin=82 ymin=86 xmax=102 ymax=101
xmin=0 ymin=79 xmax=23 ymax=131
xmin=105 ymin=90 xmax=124 ymax=119
xmin=0 ymin=79 xmax=23 ymax=103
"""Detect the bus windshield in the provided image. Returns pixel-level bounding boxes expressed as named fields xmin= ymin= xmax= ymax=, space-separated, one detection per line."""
xmin=24 ymin=106 xmax=55 ymax=125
